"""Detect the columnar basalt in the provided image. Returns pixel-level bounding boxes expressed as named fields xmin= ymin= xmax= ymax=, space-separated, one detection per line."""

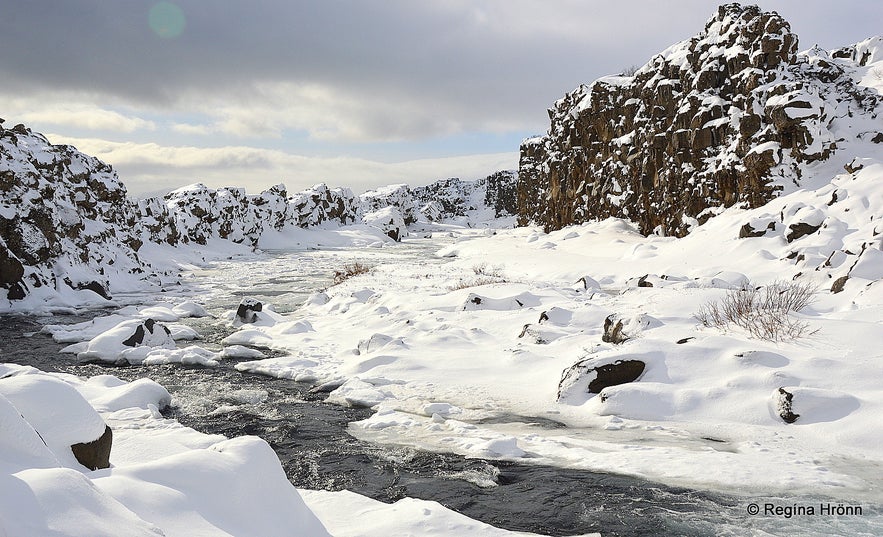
xmin=517 ymin=4 xmax=882 ymax=235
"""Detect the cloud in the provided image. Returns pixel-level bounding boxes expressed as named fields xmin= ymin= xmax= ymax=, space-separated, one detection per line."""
xmin=44 ymin=134 xmax=518 ymax=196
xmin=9 ymin=105 xmax=155 ymax=133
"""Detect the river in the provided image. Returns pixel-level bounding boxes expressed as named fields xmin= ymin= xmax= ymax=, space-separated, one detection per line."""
xmin=2 ymin=237 xmax=879 ymax=536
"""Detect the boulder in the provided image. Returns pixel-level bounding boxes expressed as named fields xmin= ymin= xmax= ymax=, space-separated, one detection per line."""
xmin=121 ymin=318 xmax=172 ymax=347
xmin=786 ymin=222 xmax=822 ymax=242
xmin=236 ymin=298 xmax=263 ymax=324
xmin=71 ymin=424 xmax=113 ymax=470
xmin=602 ymin=315 xmax=628 ymax=344
xmin=557 ymin=358 xmax=646 ymax=402
xmin=775 ymin=387 xmax=800 ymax=423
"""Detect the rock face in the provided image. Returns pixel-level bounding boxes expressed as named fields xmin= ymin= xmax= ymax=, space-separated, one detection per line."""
xmin=0 ymin=123 xmax=153 ymax=302
xmin=412 ymin=171 xmax=518 ymax=221
xmin=517 ymin=4 xmax=882 ymax=236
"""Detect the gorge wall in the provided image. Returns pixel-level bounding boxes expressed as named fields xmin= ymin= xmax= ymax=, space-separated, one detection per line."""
xmin=517 ymin=3 xmax=883 ymax=235
xmin=0 ymin=120 xmax=516 ymax=303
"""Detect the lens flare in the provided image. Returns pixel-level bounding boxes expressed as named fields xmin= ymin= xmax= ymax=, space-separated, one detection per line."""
xmin=148 ymin=2 xmax=186 ymax=39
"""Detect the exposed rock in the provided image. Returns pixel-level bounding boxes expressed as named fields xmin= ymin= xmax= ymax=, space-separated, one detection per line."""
xmin=557 ymin=358 xmax=646 ymax=401
xmin=775 ymin=387 xmax=800 ymax=423
xmin=516 ymin=4 xmax=881 ymax=236
xmin=236 ymin=298 xmax=263 ymax=324
xmin=602 ymin=315 xmax=628 ymax=344
xmin=830 ymin=275 xmax=849 ymax=294
xmin=739 ymin=220 xmax=776 ymax=238
xmin=121 ymin=319 xmax=172 ymax=347
xmin=786 ymin=221 xmax=822 ymax=242
xmin=71 ymin=424 xmax=112 ymax=471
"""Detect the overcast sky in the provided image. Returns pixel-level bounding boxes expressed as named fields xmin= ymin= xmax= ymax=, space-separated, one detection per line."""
xmin=2 ymin=1 xmax=881 ymax=196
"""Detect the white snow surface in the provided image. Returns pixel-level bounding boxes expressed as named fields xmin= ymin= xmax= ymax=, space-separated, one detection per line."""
xmin=0 ymin=363 xmax=567 ymax=537
xmin=225 ymin=157 xmax=883 ymax=506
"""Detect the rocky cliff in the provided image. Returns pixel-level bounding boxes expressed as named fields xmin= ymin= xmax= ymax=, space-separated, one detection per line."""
xmin=0 ymin=122 xmax=149 ymax=302
xmin=517 ymin=3 xmax=883 ymax=235
xmin=1 ymin=120 xmax=518 ymax=304
xmin=412 ymin=171 xmax=518 ymax=221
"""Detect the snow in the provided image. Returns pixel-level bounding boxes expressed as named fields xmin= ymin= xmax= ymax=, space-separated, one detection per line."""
xmin=0 ymin=363 xmax=581 ymax=537
xmin=223 ymin=159 xmax=883 ymax=505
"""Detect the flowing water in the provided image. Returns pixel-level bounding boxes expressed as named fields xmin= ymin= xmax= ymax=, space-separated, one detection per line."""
xmin=3 ymin=238 xmax=880 ymax=536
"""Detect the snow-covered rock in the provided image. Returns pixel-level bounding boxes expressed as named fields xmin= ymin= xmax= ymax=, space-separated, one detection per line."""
xmin=518 ymin=4 xmax=883 ymax=236
xmin=0 ymin=122 xmax=160 ymax=305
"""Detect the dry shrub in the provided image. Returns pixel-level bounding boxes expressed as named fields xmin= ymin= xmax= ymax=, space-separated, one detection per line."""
xmin=695 ymin=280 xmax=817 ymax=341
xmin=448 ymin=263 xmax=508 ymax=290
xmin=332 ymin=262 xmax=370 ymax=285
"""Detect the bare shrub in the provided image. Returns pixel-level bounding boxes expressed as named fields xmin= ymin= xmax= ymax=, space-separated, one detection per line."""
xmin=332 ymin=262 xmax=370 ymax=285
xmin=695 ymin=280 xmax=818 ymax=341
xmin=449 ymin=263 xmax=509 ymax=290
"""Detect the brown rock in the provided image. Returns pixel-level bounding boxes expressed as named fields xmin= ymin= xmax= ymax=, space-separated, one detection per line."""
xmin=71 ymin=425 xmax=112 ymax=470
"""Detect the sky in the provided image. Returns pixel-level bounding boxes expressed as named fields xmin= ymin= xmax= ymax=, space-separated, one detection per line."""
xmin=2 ymin=1 xmax=882 ymax=197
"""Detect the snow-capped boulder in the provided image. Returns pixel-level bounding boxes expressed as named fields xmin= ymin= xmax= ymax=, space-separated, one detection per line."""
xmin=0 ymin=374 xmax=111 ymax=470
xmin=557 ymin=358 xmax=646 ymax=402
xmin=76 ymin=318 xmax=176 ymax=364
xmin=517 ymin=4 xmax=883 ymax=236
xmin=236 ymin=298 xmax=263 ymax=324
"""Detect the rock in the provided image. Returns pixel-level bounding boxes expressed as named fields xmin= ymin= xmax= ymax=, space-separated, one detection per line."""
xmin=71 ymin=424 xmax=112 ymax=470
xmin=587 ymin=360 xmax=646 ymax=393
xmin=236 ymin=298 xmax=263 ymax=324
xmin=739 ymin=220 xmax=776 ymax=238
xmin=363 ymin=206 xmax=408 ymax=242
xmin=515 ymin=4 xmax=880 ymax=236
xmin=830 ymin=275 xmax=849 ymax=294
xmin=775 ymin=387 xmax=800 ymax=423
xmin=121 ymin=319 xmax=173 ymax=347
xmin=786 ymin=222 xmax=822 ymax=242
xmin=557 ymin=358 xmax=646 ymax=401
xmin=602 ymin=315 xmax=628 ymax=344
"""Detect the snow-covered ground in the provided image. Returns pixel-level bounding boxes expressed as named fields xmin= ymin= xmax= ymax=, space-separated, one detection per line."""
xmin=3 ymin=226 xmax=600 ymax=537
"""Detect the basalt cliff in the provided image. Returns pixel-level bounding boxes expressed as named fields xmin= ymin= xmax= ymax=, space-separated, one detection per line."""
xmin=0 ymin=120 xmax=516 ymax=304
xmin=517 ymin=3 xmax=883 ymax=235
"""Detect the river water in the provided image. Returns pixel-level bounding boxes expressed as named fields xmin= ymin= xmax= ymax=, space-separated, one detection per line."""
xmin=3 ymin=237 xmax=880 ymax=537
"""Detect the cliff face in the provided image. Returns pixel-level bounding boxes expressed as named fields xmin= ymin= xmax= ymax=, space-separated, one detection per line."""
xmin=412 ymin=171 xmax=517 ymax=221
xmin=517 ymin=4 xmax=883 ymax=235
xmin=0 ymin=123 xmax=148 ymax=301
xmin=0 ymin=120 xmax=518 ymax=303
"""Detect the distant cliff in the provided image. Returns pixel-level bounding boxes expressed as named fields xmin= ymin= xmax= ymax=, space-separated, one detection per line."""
xmin=0 ymin=121 xmax=517 ymax=303
xmin=517 ymin=3 xmax=883 ymax=235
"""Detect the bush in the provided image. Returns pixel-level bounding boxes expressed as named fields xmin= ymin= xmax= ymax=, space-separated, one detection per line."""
xmin=332 ymin=262 xmax=370 ymax=285
xmin=694 ymin=280 xmax=817 ymax=341
xmin=448 ymin=263 xmax=508 ymax=290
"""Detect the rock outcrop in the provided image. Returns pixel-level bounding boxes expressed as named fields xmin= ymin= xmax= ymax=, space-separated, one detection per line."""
xmin=412 ymin=171 xmax=518 ymax=221
xmin=517 ymin=4 xmax=882 ymax=236
xmin=0 ymin=122 xmax=153 ymax=302
xmin=1 ymin=118 xmax=519 ymax=303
